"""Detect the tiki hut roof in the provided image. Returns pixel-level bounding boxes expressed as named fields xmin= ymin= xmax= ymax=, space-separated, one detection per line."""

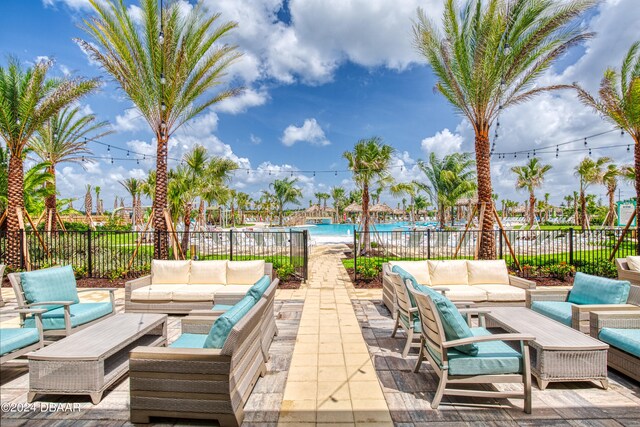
xmin=369 ymin=203 xmax=393 ymax=213
xmin=343 ymin=202 xmax=363 ymax=213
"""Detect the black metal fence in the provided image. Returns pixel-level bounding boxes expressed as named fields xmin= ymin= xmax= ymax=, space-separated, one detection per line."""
xmin=0 ymin=229 xmax=309 ymax=280
xmin=352 ymin=228 xmax=638 ymax=278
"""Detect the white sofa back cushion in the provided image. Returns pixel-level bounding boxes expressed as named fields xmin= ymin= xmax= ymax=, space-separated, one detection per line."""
xmin=626 ymin=256 xmax=640 ymax=272
xmin=428 ymin=260 xmax=469 ymax=285
xmin=189 ymin=260 xmax=228 ymax=285
xmin=151 ymin=260 xmax=191 ymax=284
xmin=467 ymin=260 xmax=510 ymax=285
xmin=227 ymin=260 xmax=265 ymax=285
xmin=388 ymin=260 xmax=431 ymax=285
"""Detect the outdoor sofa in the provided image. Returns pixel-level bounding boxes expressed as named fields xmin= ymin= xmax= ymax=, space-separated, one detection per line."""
xmin=382 ymin=259 xmax=535 ymax=314
xmin=616 ymin=256 xmax=640 ymax=286
xmin=129 ymin=270 xmax=275 ymax=426
xmin=8 ymin=265 xmax=116 ymax=339
xmin=125 ymin=259 xmax=274 ymax=314
xmin=589 ymin=310 xmax=640 ymax=382
xmin=526 ymin=272 xmax=639 ymax=333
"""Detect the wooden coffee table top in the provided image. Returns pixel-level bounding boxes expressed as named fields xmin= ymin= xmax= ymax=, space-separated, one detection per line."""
xmin=485 ymin=306 xmax=608 ymax=351
xmin=29 ymin=313 xmax=167 ymax=361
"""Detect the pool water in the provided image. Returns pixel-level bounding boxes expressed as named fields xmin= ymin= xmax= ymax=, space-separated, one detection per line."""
xmin=291 ymin=222 xmax=438 ymax=238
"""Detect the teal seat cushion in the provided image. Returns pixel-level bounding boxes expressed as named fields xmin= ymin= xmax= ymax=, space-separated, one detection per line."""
xmin=0 ymin=328 xmax=40 ymax=356
xmin=23 ymin=302 xmax=113 ymax=330
xmin=531 ymin=301 xmax=572 ymax=326
xmin=204 ymin=295 xmax=256 ymax=349
xmin=599 ymin=328 xmax=640 ymax=358
xmin=567 ymin=272 xmax=630 ymax=305
xmin=247 ymin=276 xmax=272 ymax=302
xmin=170 ymin=333 xmax=208 ymax=349
xmin=211 ymin=304 xmax=234 ymax=313
xmin=425 ymin=328 xmax=522 ymax=376
xmin=391 ymin=266 xmax=419 ymax=306
xmin=399 ymin=312 xmax=421 ymax=333
xmin=20 ymin=265 xmax=79 ymax=310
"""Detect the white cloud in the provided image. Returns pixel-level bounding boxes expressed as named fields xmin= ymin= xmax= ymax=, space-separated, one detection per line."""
xmin=281 ymin=118 xmax=330 ymax=147
xmin=59 ymin=64 xmax=71 ymax=76
xmin=250 ymin=134 xmax=262 ymax=145
xmin=420 ymin=129 xmax=464 ymax=157
xmin=42 ymin=0 xmax=94 ymax=10
xmin=214 ymin=88 xmax=269 ymax=114
xmin=114 ymin=108 xmax=147 ymax=133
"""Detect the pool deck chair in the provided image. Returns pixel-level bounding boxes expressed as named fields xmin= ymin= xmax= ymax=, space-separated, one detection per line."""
xmin=409 ymin=287 xmax=534 ymax=413
xmin=388 ymin=269 xmax=421 ymax=357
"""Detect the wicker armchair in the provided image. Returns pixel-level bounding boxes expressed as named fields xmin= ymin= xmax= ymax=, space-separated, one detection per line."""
xmin=129 ymin=297 xmax=268 ymax=427
xmin=616 ymin=258 xmax=640 ymax=286
xmin=589 ymin=310 xmax=640 ymax=382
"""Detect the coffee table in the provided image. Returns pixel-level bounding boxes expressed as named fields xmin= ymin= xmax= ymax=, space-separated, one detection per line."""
xmin=28 ymin=313 xmax=167 ymax=404
xmin=484 ymin=306 xmax=609 ymax=390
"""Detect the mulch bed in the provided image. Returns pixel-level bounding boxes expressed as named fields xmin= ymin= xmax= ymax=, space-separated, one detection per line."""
xmin=526 ymin=276 xmax=574 ymax=287
xmin=277 ymin=279 xmax=302 ymax=289
xmin=345 ymin=268 xmax=383 ymax=289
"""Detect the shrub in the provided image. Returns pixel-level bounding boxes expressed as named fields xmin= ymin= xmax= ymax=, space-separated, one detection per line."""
xmin=355 ymin=258 xmax=381 ymax=281
xmin=574 ymin=259 xmax=618 ymax=278
xmin=276 ymin=264 xmax=295 ymax=281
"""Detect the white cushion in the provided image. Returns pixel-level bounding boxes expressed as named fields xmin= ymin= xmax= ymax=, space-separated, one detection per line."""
xmin=131 ymin=285 xmax=184 ymax=301
xmin=428 ymin=260 xmax=469 ymax=285
xmin=227 ymin=260 xmax=265 ymax=285
xmin=172 ymin=284 xmax=224 ymax=302
xmin=467 ymin=260 xmax=510 ymax=285
xmin=627 ymin=256 xmax=640 ymax=272
xmin=474 ymin=284 xmax=525 ymax=302
xmin=438 ymin=285 xmax=487 ymax=302
xmin=151 ymin=260 xmax=191 ymax=284
xmin=189 ymin=260 xmax=227 ymax=285
xmin=213 ymin=285 xmax=253 ymax=305
xmin=388 ymin=261 xmax=431 ymax=285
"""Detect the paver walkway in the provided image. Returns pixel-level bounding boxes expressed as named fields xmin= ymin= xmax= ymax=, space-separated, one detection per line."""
xmin=278 ymin=245 xmax=393 ymax=425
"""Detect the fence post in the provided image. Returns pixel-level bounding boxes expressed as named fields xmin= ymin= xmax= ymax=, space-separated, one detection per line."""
xmin=87 ymin=229 xmax=93 ymax=278
xmin=353 ymin=227 xmax=357 ymax=281
xmin=427 ymin=229 xmax=431 ymax=259
xmin=303 ymin=230 xmax=309 ymax=281
xmin=569 ymin=228 xmax=574 ymax=265
xmin=19 ymin=229 xmax=24 ymax=270
xmin=289 ymin=229 xmax=293 ymax=273
xmin=229 ymin=229 xmax=234 ymax=261
xmin=499 ymin=230 xmax=503 ymax=260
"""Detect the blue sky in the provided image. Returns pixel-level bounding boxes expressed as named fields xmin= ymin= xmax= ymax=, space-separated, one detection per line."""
xmin=1 ymin=0 xmax=638 ymax=210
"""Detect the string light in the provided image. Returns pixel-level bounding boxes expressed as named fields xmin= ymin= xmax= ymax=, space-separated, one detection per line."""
xmin=584 ymin=137 xmax=588 ymax=146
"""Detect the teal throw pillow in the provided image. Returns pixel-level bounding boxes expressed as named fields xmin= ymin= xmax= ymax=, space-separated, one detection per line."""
xmin=20 ymin=265 xmax=79 ymax=310
xmin=567 ymin=272 xmax=630 ymax=305
xmin=204 ymin=295 xmax=256 ymax=349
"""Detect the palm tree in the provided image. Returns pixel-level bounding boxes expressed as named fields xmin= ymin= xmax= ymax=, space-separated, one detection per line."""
xmin=84 ymin=184 xmax=93 ymax=217
xmin=602 ymin=164 xmax=621 ymax=227
xmin=0 ymin=58 xmax=99 ymax=267
xmin=575 ymin=156 xmax=611 ymax=230
xmin=79 ymin=0 xmax=241 ymax=258
xmin=0 ymin=146 xmax=8 ymax=214
xmin=390 ymin=182 xmax=418 ymax=224
xmin=30 ymin=106 xmax=111 ymax=231
xmin=330 ymin=186 xmax=346 ymax=223
xmin=573 ymin=41 xmax=640 ymax=233
xmin=416 ymin=152 xmax=476 ymax=228
xmin=543 ymin=193 xmax=551 ymax=221
xmin=270 ymin=178 xmax=303 ymax=226
xmin=259 ymin=190 xmax=276 ymax=226
xmin=120 ymin=178 xmax=142 ymax=226
xmin=343 ymin=137 xmax=394 ymax=251
xmin=95 ymin=186 xmax=103 ymax=216
xmin=236 ymin=192 xmax=251 ymax=225
xmin=23 ymin=162 xmax=55 ymax=217
xmin=511 ymin=158 xmax=552 ymax=227
xmin=414 ymin=0 xmax=595 ymax=257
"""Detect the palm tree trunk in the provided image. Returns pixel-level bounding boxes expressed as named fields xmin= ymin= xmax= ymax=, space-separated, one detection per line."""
xmin=181 ymin=202 xmax=191 ymax=254
xmin=154 ymin=132 xmax=169 ymax=259
xmin=475 ymin=130 xmax=495 ymax=259
xmin=607 ymin=187 xmax=616 ymax=227
xmin=439 ymin=203 xmax=446 ymax=228
xmin=278 ymin=203 xmax=283 ymax=226
xmin=635 ymin=139 xmax=640 ymax=242
xmin=7 ymin=153 xmax=24 ymax=268
xmin=45 ymin=166 xmax=57 ymax=233
xmin=198 ymin=199 xmax=205 ymax=229
xmin=580 ymin=188 xmax=587 ymax=231
xmin=362 ymin=184 xmax=370 ymax=252
xmin=529 ymin=192 xmax=536 ymax=227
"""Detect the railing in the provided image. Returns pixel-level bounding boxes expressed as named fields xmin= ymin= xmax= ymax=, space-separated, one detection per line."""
xmin=352 ymin=228 xmax=638 ymax=278
xmin=0 ymin=229 xmax=309 ymax=281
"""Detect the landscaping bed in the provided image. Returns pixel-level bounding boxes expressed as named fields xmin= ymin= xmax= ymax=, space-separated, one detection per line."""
xmin=345 ymin=268 xmax=383 ymax=289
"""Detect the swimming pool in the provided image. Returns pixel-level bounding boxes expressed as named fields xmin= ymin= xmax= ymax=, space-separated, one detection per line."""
xmin=290 ymin=222 xmax=438 ymax=243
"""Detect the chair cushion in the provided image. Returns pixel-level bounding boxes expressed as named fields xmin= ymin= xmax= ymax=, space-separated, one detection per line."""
xmin=467 ymin=260 xmax=510 ymax=285
xmin=213 ymin=285 xmax=253 ymax=305
xmin=210 ymin=304 xmax=234 ymax=315
xmin=567 ymin=272 xmax=630 ymax=305
xmin=530 ymin=301 xmax=572 ymax=326
xmin=428 ymin=260 xmax=469 ymax=285
xmin=131 ymin=285 xmax=185 ymax=301
xmin=24 ymin=302 xmax=113 ymax=330
xmin=20 ymin=265 xmax=79 ymax=310
xmin=171 ymin=285 xmax=225 ymax=302
xmin=151 ymin=260 xmax=191 ymax=285
xmin=189 ymin=260 xmax=227 ymax=285
xmin=169 ymin=333 xmax=208 ymax=349
xmin=598 ymin=328 xmax=640 ymax=358
xmin=204 ymin=295 xmax=256 ymax=349
xmin=227 ymin=260 xmax=265 ymax=285
xmin=474 ymin=284 xmax=525 ymax=302
xmin=399 ymin=312 xmax=421 ymax=332
xmin=427 ymin=327 xmax=523 ymax=376
xmin=389 ymin=261 xmax=431 ymax=285
xmin=391 ymin=266 xmax=420 ymax=306
xmin=627 ymin=256 xmax=640 ymax=272
xmin=440 ymin=285 xmax=487 ymax=302
xmin=247 ymin=276 xmax=272 ymax=302
xmin=0 ymin=328 xmax=40 ymax=356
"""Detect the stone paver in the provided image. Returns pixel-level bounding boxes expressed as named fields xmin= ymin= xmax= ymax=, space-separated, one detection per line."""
xmin=278 ymin=245 xmax=392 ymax=426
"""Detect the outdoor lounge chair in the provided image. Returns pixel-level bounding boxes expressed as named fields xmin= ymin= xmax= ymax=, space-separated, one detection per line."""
xmin=408 ymin=285 xmax=534 ymax=413
xmin=527 ymin=272 xmax=639 ymax=333
xmin=617 ymin=257 xmax=640 ymax=286
xmin=8 ymin=265 xmax=116 ymax=339
xmin=0 ymin=308 xmax=46 ymax=364
xmin=129 ymin=289 xmax=269 ymax=426
xmin=388 ymin=266 xmax=422 ymax=357
xmin=589 ymin=310 xmax=640 ymax=382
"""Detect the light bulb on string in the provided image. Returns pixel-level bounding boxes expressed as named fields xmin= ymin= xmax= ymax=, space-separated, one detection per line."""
xmin=589 ymin=148 xmax=592 ymax=156
xmin=313 ymin=172 xmax=316 ymax=177
xmin=161 ymin=101 xmax=166 ymax=111
xmin=514 ymin=153 xmax=517 ymax=158
xmin=160 ymin=73 xmax=166 ymax=85
xmin=621 ymin=127 xmax=625 ymax=137
xmin=107 ymin=145 xmax=110 ymax=152
xmin=334 ymin=171 xmax=337 ymax=176
xmin=127 ymin=150 xmax=130 ymax=157
xmin=527 ymin=152 xmax=530 ymax=158
xmin=584 ymin=137 xmax=587 ymax=146
xmin=137 ymin=159 xmax=140 ymax=165
xmin=111 ymin=157 xmax=114 ymax=164
xmin=628 ymin=145 xmax=631 ymax=152
xmin=533 ymin=149 xmax=536 ymax=156
xmin=158 ymin=31 xmax=164 ymax=45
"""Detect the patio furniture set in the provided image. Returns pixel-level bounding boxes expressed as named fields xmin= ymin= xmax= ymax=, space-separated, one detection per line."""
xmin=383 ymin=256 xmax=640 ymax=412
xmin=1 ymin=260 xmax=278 ymax=427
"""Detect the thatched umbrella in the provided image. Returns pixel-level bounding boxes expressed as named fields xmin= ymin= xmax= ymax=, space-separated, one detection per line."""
xmin=369 ymin=203 xmax=393 ymax=213
xmin=343 ymin=202 xmax=363 ymax=213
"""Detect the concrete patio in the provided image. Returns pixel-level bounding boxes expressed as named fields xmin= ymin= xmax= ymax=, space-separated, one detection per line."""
xmin=1 ymin=245 xmax=639 ymax=426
